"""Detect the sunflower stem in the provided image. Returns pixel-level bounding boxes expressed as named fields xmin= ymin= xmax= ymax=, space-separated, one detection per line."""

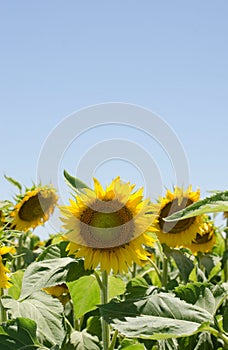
xmin=109 ymin=329 xmax=118 ymax=350
xmin=100 ymin=270 xmax=109 ymax=350
xmin=0 ymin=288 xmax=7 ymax=323
xmin=94 ymin=271 xmax=103 ymax=290
xmin=132 ymin=262 xmax=137 ymax=278
xmin=146 ymin=257 xmax=162 ymax=283
xmin=224 ymin=219 xmax=228 ymax=283
xmin=162 ymin=255 xmax=168 ymax=289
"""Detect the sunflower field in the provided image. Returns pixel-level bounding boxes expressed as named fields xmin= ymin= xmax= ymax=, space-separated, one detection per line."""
xmin=0 ymin=172 xmax=227 ymax=350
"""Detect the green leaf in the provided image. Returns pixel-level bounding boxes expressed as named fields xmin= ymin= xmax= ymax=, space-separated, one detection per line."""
xmin=63 ymin=170 xmax=90 ymax=191
xmin=157 ymin=338 xmax=179 ymax=350
xmin=120 ymin=344 xmax=146 ymax=349
xmin=0 ymin=317 xmax=49 ymax=350
xmin=4 ymin=174 xmax=22 ymax=191
xmin=163 ymin=246 xmax=194 ymax=283
xmin=194 ymin=331 xmax=213 ymax=350
xmin=174 ymin=282 xmax=210 ymax=305
xmin=68 ymin=275 xmax=125 ymax=319
xmin=86 ymin=316 xmax=102 ymax=340
xmin=69 ymin=330 xmax=100 ymax=350
xmin=126 ymin=277 xmax=149 ymax=299
xmin=195 ymin=288 xmax=215 ymax=315
xmin=2 ymin=291 xmax=65 ymax=347
xmin=223 ymin=307 xmax=228 ymax=333
xmin=212 ymin=284 xmax=228 ymax=314
xmin=208 ymin=262 xmax=222 ymax=281
xmin=119 ymin=338 xmax=149 ymax=349
xmin=109 ymin=276 xmax=125 ymax=299
xmin=67 ymin=275 xmax=100 ymax=319
xmin=20 ymin=257 xmax=91 ymax=298
xmin=199 ymin=254 xmax=220 ymax=277
xmin=37 ymin=242 xmax=69 ymax=261
xmin=8 ymin=270 xmax=24 ymax=300
xmin=165 ymin=191 xmax=228 ymax=221
xmin=99 ymin=293 xmax=213 ymax=340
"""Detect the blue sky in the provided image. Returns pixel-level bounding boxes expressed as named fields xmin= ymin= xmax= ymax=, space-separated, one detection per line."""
xmin=0 ymin=1 xmax=227 ymax=234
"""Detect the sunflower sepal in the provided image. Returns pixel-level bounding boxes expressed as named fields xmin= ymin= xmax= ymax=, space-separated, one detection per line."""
xmin=64 ymin=170 xmax=91 ymax=193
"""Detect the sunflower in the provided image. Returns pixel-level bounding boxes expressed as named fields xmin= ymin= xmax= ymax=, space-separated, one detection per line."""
xmin=185 ymin=217 xmax=216 ymax=254
xmin=43 ymin=283 xmax=70 ymax=305
xmin=11 ymin=186 xmax=58 ymax=231
xmin=154 ymin=186 xmax=203 ymax=247
xmin=60 ymin=177 xmax=157 ymax=274
xmin=0 ymin=246 xmax=15 ymax=289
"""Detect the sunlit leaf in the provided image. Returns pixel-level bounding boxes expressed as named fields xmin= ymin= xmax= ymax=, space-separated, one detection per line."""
xmin=163 ymin=245 xmax=194 ymax=283
xmin=99 ymin=293 xmax=213 ymax=339
xmin=174 ymin=282 xmax=210 ymax=305
xmin=37 ymin=242 xmax=69 ymax=261
xmin=67 ymin=275 xmax=100 ymax=319
xmin=20 ymin=258 xmax=91 ymax=298
xmin=68 ymin=275 xmax=125 ymax=319
xmin=63 ymin=170 xmax=90 ymax=191
xmin=4 ymin=174 xmax=22 ymax=192
xmin=109 ymin=276 xmax=125 ymax=299
xmin=8 ymin=270 xmax=24 ymax=300
xmin=2 ymin=292 xmax=65 ymax=347
xmin=125 ymin=277 xmax=149 ymax=299
xmin=69 ymin=330 xmax=100 ymax=350
xmin=165 ymin=191 xmax=228 ymax=221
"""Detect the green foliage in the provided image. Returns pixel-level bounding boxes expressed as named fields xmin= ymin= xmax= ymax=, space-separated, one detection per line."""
xmin=1 ymin=177 xmax=227 ymax=349
xmin=37 ymin=241 xmax=69 ymax=261
xmin=67 ymin=275 xmax=126 ymax=319
xmin=0 ymin=317 xmax=50 ymax=349
xmin=99 ymin=293 xmax=213 ymax=339
xmin=67 ymin=275 xmax=100 ymax=318
xmin=63 ymin=170 xmax=90 ymax=191
xmin=163 ymin=245 xmax=194 ymax=283
xmin=4 ymin=174 xmax=22 ymax=192
xmin=2 ymin=291 xmax=65 ymax=347
xmin=20 ymin=257 xmax=91 ymax=298
xmin=165 ymin=190 xmax=228 ymax=221
xmin=8 ymin=270 xmax=24 ymax=300
xmin=125 ymin=277 xmax=150 ymax=299
xmin=68 ymin=329 xmax=100 ymax=349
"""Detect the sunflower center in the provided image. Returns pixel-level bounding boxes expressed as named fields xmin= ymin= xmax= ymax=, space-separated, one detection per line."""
xmin=192 ymin=232 xmax=212 ymax=244
xmin=18 ymin=193 xmax=54 ymax=221
xmin=79 ymin=199 xmax=134 ymax=249
xmin=159 ymin=197 xmax=196 ymax=234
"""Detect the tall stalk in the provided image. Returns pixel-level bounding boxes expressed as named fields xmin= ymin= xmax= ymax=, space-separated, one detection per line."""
xmin=100 ymin=271 xmax=109 ymax=350
xmin=0 ymin=289 xmax=6 ymax=323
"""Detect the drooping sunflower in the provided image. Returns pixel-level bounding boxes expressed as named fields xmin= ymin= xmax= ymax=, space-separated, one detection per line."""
xmin=0 ymin=246 xmax=15 ymax=289
xmin=154 ymin=186 xmax=203 ymax=247
xmin=185 ymin=217 xmax=216 ymax=254
xmin=60 ymin=177 xmax=157 ymax=274
xmin=11 ymin=186 xmax=58 ymax=231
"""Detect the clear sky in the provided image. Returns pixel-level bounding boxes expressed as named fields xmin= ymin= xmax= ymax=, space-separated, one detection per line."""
xmin=0 ymin=1 xmax=227 ymax=234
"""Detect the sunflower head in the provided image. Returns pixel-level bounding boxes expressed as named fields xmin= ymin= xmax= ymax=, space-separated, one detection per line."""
xmin=154 ymin=186 xmax=202 ymax=247
xmin=11 ymin=185 xmax=58 ymax=231
xmin=185 ymin=217 xmax=216 ymax=254
xmin=60 ymin=177 xmax=157 ymax=274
